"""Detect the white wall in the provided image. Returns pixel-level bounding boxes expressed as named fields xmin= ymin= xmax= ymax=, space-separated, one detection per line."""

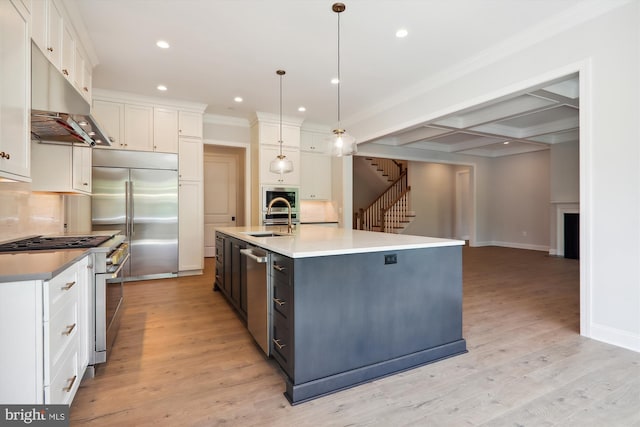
xmin=489 ymin=150 xmax=550 ymax=251
xmin=404 ymin=162 xmax=456 ymax=238
xmin=348 ymin=2 xmax=640 ymax=351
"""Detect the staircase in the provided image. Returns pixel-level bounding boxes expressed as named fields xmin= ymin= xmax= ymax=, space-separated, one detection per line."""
xmin=354 ymin=158 xmax=415 ymax=234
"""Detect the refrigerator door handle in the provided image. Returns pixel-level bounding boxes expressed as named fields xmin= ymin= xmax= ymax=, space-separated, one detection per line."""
xmin=130 ymin=181 xmax=134 ymax=236
xmin=124 ymin=181 xmax=129 ymax=236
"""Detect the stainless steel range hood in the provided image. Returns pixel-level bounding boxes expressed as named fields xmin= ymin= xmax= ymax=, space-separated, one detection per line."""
xmin=31 ymin=42 xmax=111 ymax=147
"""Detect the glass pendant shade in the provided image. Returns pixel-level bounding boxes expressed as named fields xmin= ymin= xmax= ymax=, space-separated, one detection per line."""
xmin=269 ymin=153 xmax=294 ymax=174
xmin=331 ymin=129 xmax=357 ymax=157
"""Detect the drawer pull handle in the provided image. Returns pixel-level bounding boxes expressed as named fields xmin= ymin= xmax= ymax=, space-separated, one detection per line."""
xmin=273 ymin=298 xmax=286 ymax=306
xmin=272 ymin=338 xmax=286 ymax=350
xmin=61 ymin=281 xmax=76 ymax=291
xmin=62 ymin=323 xmax=76 ymax=336
xmin=273 ymin=264 xmax=286 ymax=272
xmin=63 ymin=375 xmax=77 ymax=392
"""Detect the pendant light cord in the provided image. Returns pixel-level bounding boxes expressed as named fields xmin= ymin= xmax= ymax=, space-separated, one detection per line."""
xmin=337 ymin=11 xmax=341 ymax=129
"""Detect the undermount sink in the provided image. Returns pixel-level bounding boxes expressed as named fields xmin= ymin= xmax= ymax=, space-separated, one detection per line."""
xmin=243 ymin=231 xmax=290 ymax=238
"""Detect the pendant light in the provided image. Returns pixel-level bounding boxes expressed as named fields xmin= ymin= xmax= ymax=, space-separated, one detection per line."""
xmin=331 ymin=2 xmax=357 ymax=157
xmin=269 ymin=69 xmax=294 ymax=176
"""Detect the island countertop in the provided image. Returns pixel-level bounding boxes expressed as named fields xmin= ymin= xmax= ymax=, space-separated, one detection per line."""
xmin=216 ymin=225 xmax=465 ymax=258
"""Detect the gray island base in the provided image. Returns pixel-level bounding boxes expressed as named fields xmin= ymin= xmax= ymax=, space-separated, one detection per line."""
xmin=280 ymin=246 xmax=466 ymax=404
xmin=215 ymin=227 xmax=467 ymax=405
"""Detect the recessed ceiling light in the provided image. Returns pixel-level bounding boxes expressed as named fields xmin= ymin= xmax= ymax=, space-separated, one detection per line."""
xmin=157 ymin=85 xmax=167 ymax=91
xmin=298 ymin=106 xmax=306 ymax=112
xmin=503 ymin=141 xmax=510 ymax=145
xmin=234 ymin=96 xmax=243 ymax=103
xmin=396 ymin=28 xmax=408 ymax=38
xmin=331 ymin=78 xmax=339 ymax=85
xmin=156 ymin=40 xmax=170 ymax=49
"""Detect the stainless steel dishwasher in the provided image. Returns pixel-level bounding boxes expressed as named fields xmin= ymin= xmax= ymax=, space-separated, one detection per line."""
xmin=241 ymin=246 xmax=271 ymax=355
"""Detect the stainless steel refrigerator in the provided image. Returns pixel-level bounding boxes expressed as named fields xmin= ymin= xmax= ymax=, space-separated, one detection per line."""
xmin=92 ymin=150 xmax=178 ymax=280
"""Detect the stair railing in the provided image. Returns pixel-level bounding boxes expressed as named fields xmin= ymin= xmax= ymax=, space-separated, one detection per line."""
xmin=357 ymin=170 xmax=408 ymax=231
xmin=380 ymin=188 xmax=411 ymax=233
xmin=367 ymin=157 xmax=405 ymax=182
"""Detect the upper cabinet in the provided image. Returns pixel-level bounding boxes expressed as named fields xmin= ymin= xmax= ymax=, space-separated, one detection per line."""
xmin=92 ymin=91 xmax=205 ymax=154
xmin=123 ymin=104 xmax=153 ymax=151
xmin=179 ymin=111 xmax=203 ymax=139
xmin=0 ymin=0 xmax=31 ymax=181
xmin=32 ymin=0 xmax=94 ymax=102
xmin=32 ymin=0 xmax=63 ymax=70
xmin=31 ymin=142 xmax=92 ymax=194
xmin=154 ymin=108 xmax=179 ymax=153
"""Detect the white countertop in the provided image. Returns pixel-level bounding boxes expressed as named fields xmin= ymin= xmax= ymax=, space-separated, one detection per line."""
xmin=216 ymin=226 xmax=464 ymax=258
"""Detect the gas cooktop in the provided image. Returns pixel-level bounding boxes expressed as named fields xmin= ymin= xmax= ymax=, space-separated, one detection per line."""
xmin=0 ymin=235 xmax=113 ymax=253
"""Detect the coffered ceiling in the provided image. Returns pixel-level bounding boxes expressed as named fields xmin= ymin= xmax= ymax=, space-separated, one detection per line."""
xmin=361 ymin=75 xmax=579 ymax=157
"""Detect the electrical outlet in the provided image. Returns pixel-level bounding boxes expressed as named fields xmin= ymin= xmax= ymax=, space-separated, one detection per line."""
xmin=384 ymin=254 xmax=397 ymax=265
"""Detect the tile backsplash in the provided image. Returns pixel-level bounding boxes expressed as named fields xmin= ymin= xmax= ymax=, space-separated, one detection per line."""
xmin=300 ymin=200 xmax=338 ymax=223
xmin=0 ymin=182 xmax=64 ymax=241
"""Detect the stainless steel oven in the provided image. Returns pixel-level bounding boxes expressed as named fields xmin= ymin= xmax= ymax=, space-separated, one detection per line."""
xmin=262 ymin=186 xmax=300 ymax=225
xmin=90 ymin=237 xmax=130 ymax=371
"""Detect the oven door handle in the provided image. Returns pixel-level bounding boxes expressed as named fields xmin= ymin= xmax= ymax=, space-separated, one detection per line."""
xmin=98 ymin=253 xmax=130 ymax=279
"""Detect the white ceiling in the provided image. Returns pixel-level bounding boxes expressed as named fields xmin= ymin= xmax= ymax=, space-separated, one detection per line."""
xmin=70 ymin=0 xmax=587 ymax=157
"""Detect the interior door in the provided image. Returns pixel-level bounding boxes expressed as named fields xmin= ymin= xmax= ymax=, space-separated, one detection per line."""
xmin=204 ymin=152 xmax=238 ymax=257
xmin=130 ymin=168 xmax=178 ymax=277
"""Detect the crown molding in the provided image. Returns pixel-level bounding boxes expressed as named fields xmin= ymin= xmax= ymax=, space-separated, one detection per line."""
xmin=93 ymin=88 xmax=207 ymax=112
xmin=251 ymin=112 xmax=305 ymax=127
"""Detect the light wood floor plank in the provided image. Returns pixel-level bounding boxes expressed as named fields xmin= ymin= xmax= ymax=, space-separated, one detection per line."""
xmin=70 ymin=246 xmax=640 ymax=426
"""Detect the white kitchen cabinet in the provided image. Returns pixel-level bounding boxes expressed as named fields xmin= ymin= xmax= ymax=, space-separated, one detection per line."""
xmin=82 ymin=58 xmax=92 ymax=102
xmin=300 ymin=130 xmax=330 ymax=153
xmin=178 ymin=134 xmax=204 ymax=273
xmin=258 ymin=121 xmax=300 ymax=148
xmin=32 ymin=0 xmax=63 ymax=70
xmin=179 ymin=179 xmax=204 ymax=271
xmin=31 ymin=142 xmax=92 ymax=194
xmin=61 ymin=21 xmax=75 ymax=83
xmin=259 ymin=145 xmax=300 ymax=186
xmin=0 ymin=256 xmax=89 ymax=405
xmin=124 ymin=104 xmax=154 ymax=151
xmin=178 ymin=137 xmax=203 ymax=181
xmin=92 ymin=100 xmax=124 ymax=147
xmin=154 ymin=107 xmax=179 ymax=153
xmin=0 ymin=0 xmax=31 ymax=181
xmin=178 ymin=110 xmax=203 ymax=138
xmin=300 ymin=152 xmax=332 ymax=200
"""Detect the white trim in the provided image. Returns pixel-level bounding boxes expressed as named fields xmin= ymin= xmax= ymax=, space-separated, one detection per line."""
xmin=589 ymin=323 xmax=640 ymax=353
xmin=480 ymin=241 xmax=550 ymax=252
xmin=555 ymin=203 xmax=580 ymax=257
xmin=203 ymin=139 xmax=252 ymax=227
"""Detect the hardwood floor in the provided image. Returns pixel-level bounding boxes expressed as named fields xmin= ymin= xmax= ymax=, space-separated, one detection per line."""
xmin=70 ymin=246 xmax=640 ymax=426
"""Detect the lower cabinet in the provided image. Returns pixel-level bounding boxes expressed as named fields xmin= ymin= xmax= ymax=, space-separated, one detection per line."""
xmin=0 ymin=255 xmax=90 ymax=404
xmin=214 ymin=232 xmax=247 ymax=319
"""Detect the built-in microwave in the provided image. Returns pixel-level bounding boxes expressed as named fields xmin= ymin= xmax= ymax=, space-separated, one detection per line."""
xmin=262 ymin=186 xmax=300 ymax=224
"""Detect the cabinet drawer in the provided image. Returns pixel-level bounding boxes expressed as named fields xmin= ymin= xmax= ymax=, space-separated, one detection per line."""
xmin=271 ymin=254 xmax=293 ymax=285
xmin=47 ymin=297 xmax=79 ymax=375
xmin=272 ymin=279 xmax=292 ymax=320
xmin=45 ymin=347 xmax=79 ymax=405
xmin=272 ymin=310 xmax=292 ymax=378
xmin=46 ymin=263 xmax=79 ymax=315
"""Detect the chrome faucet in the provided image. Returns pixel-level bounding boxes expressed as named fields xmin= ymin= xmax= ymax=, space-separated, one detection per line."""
xmin=267 ymin=197 xmax=294 ymax=234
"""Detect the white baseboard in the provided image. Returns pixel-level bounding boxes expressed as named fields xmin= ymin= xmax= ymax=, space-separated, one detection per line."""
xmin=470 ymin=241 xmax=549 ymax=252
xmin=549 ymin=248 xmax=558 ymax=256
xmin=589 ymin=323 xmax=640 ymax=353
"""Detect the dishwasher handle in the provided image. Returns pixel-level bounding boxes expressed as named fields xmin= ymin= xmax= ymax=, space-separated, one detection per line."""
xmin=240 ymin=248 xmax=268 ymax=263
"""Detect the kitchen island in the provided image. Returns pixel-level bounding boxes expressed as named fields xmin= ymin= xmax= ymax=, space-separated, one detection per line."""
xmin=215 ymin=226 xmax=467 ymax=404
